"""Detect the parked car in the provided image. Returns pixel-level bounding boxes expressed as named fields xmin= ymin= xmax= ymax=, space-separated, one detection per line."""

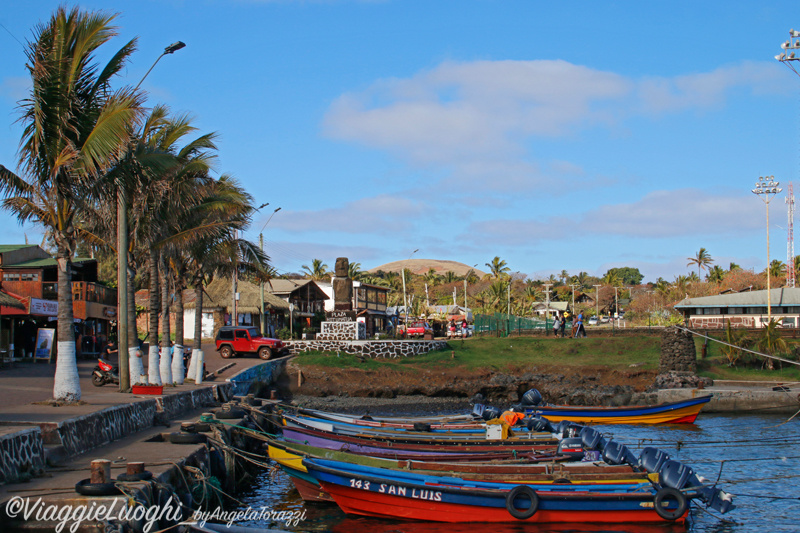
xmin=404 ymin=322 xmax=433 ymax=338
xmin=215 ymin=326 xmax=289 ymax=360
xmin=588 ymin=316 xmax=599 ymax=326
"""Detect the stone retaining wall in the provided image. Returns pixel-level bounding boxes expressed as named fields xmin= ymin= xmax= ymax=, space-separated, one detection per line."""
xmin=318 ymin=321 xmax=365 ymax=340
xmin=0 ymin=428 xmax=45 ymax=484
xmin=660 ymin=326 xmax=697 ymax=373
xmin=285 ymin=339 xmax=447 ymax=358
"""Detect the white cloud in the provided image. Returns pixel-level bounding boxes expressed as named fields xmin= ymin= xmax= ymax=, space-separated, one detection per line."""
xmin=323 ymin=59 xmax=784 ymax=191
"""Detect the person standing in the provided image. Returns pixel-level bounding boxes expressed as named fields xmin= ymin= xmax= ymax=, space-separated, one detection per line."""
xmin=575 ymin=311 xmax=587 ymax=338
xmin=552 ymin=313 xmax=561 ymax=337
xmin=560 ymin=314 xmax=567 ymax=337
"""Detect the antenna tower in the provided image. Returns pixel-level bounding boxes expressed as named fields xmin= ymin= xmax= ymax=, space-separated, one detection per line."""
xmin=788 ymin=182 xmax=796 ymax=287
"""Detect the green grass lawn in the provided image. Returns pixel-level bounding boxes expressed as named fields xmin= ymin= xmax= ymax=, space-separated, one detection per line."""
xmin=297 ymin=336 xmax=662 ymax=372
xmin=297 ymin=334 xmax=800 ymax=382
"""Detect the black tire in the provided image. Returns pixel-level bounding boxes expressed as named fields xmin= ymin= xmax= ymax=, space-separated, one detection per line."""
xmin=117 ymin=471 xmax=153 ymax=482
xmin=215 ymin=408 xmax=246 ymax=419
xmin=258 ymin=346 xmax=272 ymax=360
xmin=219 ymin=345 xmax=234 ymax=359
xmin=75 ymin=478 xmax=122 ymax=496
xmin=91 ymin=374 xmax=106 ymax=387
xmin=166 ymin=432 xmax=207 ymax=444
xmin=505 ymin=485 xmax=539 ymax=520
xmin=654 ymin=487 xmax=688 ymax=521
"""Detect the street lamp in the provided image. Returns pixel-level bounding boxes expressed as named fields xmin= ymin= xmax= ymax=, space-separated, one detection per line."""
xmin=401 ymin=249 xmax=419 ymax=332
xmin=118 ymin=40 xmax=185 ymax=392
xmin=259 ymin=207 xmax=281 ymax=335
xmin=752 ymin=175 xmax=782 ymax=325
xmin=776 ymin=29 xmax=800 ymax=78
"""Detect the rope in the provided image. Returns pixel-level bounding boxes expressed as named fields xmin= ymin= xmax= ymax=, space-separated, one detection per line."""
xmin=676 ymin=325 xmax=800 ymax=368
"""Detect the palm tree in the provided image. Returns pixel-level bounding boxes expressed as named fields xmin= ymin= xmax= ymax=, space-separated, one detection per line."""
xmin=687 ymin=248 xmax=714 ymax=279
xmin=707 ymin=265 xmax=725 ymax=284
xmin=302 ymin=259 xmax=329 ymax=281
xmin=770 ymin=259 xmax=785 ymax=279
xmin=443 ymin=271 xmax=457 ymax=284
xmin=729 ymin=262 xmax=741 ymax=272
xmin=0 ymin=7 xmax=141 ymax=401
xmin=756 ymin=318 xmax=787 ymax=370
xmin=347 ymin=261 xmax=363 ymax=280
xmin=424 ymin=268 xmax=439 ymax=287
xmin=485 ymin=256 xmax=510 ymax=279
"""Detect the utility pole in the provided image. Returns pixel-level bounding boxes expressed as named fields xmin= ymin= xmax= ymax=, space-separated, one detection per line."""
xmin=543 ymin=283 xmax=553 ymax=330
xmin=594 ymin=284 xmax=602 ymax=320
xmin=569 ymin=284 xmax=577 ymax=315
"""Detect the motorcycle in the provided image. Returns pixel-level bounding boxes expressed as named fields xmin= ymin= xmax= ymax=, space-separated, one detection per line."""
xmin=92 ymin=358 xmax=119 ymax=387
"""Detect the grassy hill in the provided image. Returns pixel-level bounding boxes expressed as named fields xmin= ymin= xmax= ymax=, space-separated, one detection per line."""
xmin=369 ymin=258 xmax=487 ymax=277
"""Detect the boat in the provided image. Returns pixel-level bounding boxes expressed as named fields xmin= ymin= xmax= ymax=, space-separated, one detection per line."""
xmin=520 ymin=395 xmax=712 ymax=425
xmin=302 ymin=442 xmax=734 ymax=524
xmin=268 ymin=437 xmax=657 ymax=503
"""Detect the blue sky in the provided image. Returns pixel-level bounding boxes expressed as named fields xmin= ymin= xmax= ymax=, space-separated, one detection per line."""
xmin=2 ymin=1 xmax=800 ymax=283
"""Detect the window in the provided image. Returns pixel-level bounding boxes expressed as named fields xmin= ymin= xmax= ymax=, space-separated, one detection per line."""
xmin=727 ymin=307 xmax=744 ymax=314
xmin=3 ymin=273 xmax=19 ymax=281
xmin=217 ymin=329 xmax=233 ymax=340
xmin=20 ymin=273 xmax=38 ymax=281
xmin=702 ymin=308 xmax=721 ymax=315
xmin=235 ymin=329 xmax=249 ymax=339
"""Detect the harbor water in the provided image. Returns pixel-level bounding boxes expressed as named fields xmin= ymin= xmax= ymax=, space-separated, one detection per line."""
xmin=229 ymin=411 xmax=800 ymax=532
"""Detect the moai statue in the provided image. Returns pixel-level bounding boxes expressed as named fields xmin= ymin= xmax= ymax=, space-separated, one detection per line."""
xmin=332 ymin=257 xmax=352 ymax=310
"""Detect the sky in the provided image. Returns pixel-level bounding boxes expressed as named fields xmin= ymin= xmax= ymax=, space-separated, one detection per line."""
xmin=2 ymin=1 xmax=800 ymax=284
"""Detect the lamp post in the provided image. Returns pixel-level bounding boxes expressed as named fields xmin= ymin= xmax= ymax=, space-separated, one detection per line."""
xmin=401 ymin=249 xmax=419 ymax=332
xmin=259 ymin=207 xmax=281 ymax=335
xmin=569 ymin=284 xmax=577 ymax=315
xmin=752 ymin=176 xmax=782 ymax=325
xmin=118 ymin=40 xmax=185 ymax=392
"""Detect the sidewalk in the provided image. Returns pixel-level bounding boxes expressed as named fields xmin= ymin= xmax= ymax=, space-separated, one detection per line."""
xmin=0 ymin=342 xmax=261 ymax=424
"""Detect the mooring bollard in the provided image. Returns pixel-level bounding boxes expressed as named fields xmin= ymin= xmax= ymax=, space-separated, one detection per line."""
xmin=90 ymin=459 xmax=111 ymax=484
xmin=126 ymin=462 xmax=145 ymax=477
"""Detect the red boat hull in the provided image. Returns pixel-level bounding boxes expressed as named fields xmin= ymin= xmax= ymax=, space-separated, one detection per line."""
xmin=319 ymin=481 xmax=688 ymax=524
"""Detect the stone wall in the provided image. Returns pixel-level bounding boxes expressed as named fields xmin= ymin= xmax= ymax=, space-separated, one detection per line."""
xmin=0 ymin=427 xmax=45 ymax=484
xmin=660 ymin=326 xmax=697 ymax=374
xmin=689 ymin=316 xmax=756 ymax=329
xmin=285 ymin=339 xmax=447 ymax=358
xmin=318 ymin=321 xmax=365 ymax=340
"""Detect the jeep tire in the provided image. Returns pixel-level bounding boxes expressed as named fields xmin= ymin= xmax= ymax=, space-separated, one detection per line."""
xmin=258 ymin=346 xmax=272 ymax=360
xmin=219 ymin=345 xmax=234 ymax=359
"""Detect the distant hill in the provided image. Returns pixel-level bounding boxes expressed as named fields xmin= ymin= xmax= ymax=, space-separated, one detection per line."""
xmin=368 ymin=259 xmax=486 ymax=277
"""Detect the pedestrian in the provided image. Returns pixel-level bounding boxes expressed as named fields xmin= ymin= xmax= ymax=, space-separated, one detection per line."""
xmin=552 ymin=313 xmax=560 ymax=337
xmin=560 ymin=314 xmax=567 ymax=337
xmin=449 ymin=320 xmax=456 ymax=338
xmin=461 ymin=318 xmax=468 ymax=338
xmin=575 ymin=311 xmax=587 ymax=338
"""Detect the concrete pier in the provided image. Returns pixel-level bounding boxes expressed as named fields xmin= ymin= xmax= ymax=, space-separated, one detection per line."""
xmin=658 ymin=380 xmax=800 ymax=414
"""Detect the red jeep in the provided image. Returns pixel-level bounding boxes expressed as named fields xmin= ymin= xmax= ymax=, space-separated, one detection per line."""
xmin=215 ymin=326 xmax=288 ymax=360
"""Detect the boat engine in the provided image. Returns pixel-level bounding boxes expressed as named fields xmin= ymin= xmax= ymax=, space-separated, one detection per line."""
xmin=556 ymin=437 xmax=585 ymax=460
xmin=579 ymin=426 xmax=607 ymax=452
xmin=659 ymin=459 xmax=736 ymax=514
xmin=524 ymin=416 xmax=553 ymax=432
xmin=521 ymin=388 xmax=543 ymax=406
xmin=638 ymin=447 xmax=670 ymax=473
xmin=471 ymin=404 xmax=485 ymax=418
xmin=601 ymin=440 xmax=637 ymax=465
xmin=481 ymin=406 xmax=502 ymax=421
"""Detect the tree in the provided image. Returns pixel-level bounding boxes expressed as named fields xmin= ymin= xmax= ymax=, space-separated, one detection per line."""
xmin=687 ymin=248 xmax=714 ymax=279
xmin=756 ymin=319 xmax=787 ymax=370
xmin=604 ymin=267 xmax=644 ymax=286
xmin=0 ymin=7 xmax=141 ymax=401
xmin=348 ymin=261 xmax=362 ymax=280
xmin=485 ymin=256 xmax=510 ymax=279
xmin=707 ymin=265 xmax=725 ymax=284
xmin=770 ymin=259 xmax=785 ymax=279
xmin=302 ymin=259 xmax=329 ymax=281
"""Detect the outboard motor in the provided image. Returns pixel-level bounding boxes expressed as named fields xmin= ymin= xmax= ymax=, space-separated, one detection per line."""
xmin=579 ymin=426 xmax=606 ymax=452
xmin=602 ymin=440 xmax=637 ymax=466
xmin=472 ymin=404 xmax=485 ymax=419
xmin=521 ymin=388 xmax=543 ymax=406
xmin=662 ymin=461 xmax=736 ymax=514
xmin=525 ymin=416 xmax=553 ymax=433
xmin=556 ymin=437 xmax=585 ymax=460
xmin=638 ymin=447 xmax=670 ymax=474
xmin=482 ymin=405 xmax=501 ymax=421
xmin=555 ymin=420 xmax=572 ymax=435
xmin=563 ymin=424 xmax=584 ymax=439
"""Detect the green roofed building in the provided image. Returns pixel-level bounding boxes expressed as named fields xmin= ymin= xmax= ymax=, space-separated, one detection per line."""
xmin=674 ymin=288 xmax=800 ymax=329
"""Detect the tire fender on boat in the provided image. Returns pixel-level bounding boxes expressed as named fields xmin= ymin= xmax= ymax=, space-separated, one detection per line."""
xmin=505 ymin=485 xmax=539 ymax=520
xmin=654 ymin=487 xmax=687 ymax=521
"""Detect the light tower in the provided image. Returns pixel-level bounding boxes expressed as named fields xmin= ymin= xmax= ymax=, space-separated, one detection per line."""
xmin=788 ymin=182 xmax=796 ymax=288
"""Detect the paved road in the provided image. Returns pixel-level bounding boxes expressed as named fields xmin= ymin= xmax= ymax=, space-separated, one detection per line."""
xmin=0 ymin=341 xmax=267 ymax=422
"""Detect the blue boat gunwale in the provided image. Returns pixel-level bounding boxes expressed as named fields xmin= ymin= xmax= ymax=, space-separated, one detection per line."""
xmin=303 ymin=457 xmax=656 ymax=496
xmin=526 ymin=395 xmax=712 ymax=418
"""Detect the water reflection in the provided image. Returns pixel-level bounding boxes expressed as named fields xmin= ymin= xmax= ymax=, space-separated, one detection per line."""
xmin=230 ymin=413 xmax=800 ymax=532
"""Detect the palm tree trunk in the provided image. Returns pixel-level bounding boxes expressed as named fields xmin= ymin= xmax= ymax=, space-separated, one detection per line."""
xmin=127 ymin=267 xmax=144 ymax=385
xmin=148 ymin=248 xmax=161 ymax=385
xmin=172 ymin=283 xmax=185 ymax=384
xmin=53 ymin=246 xmax=80 ymax=401
xmin=159 ymin=252 xmax=172 ymax=384
xmin=186 ymin=273 xmax=204 ymax=382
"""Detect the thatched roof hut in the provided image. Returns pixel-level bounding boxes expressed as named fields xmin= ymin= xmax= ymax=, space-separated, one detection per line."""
xmin=186 ymin=277 xmax=290 ymax=313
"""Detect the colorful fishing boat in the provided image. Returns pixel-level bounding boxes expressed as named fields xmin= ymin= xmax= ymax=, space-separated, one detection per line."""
xmin=303 ymin=446 xmax=734 ymax=524
xmin=520 ymin=395 xmax=712 ymax=424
